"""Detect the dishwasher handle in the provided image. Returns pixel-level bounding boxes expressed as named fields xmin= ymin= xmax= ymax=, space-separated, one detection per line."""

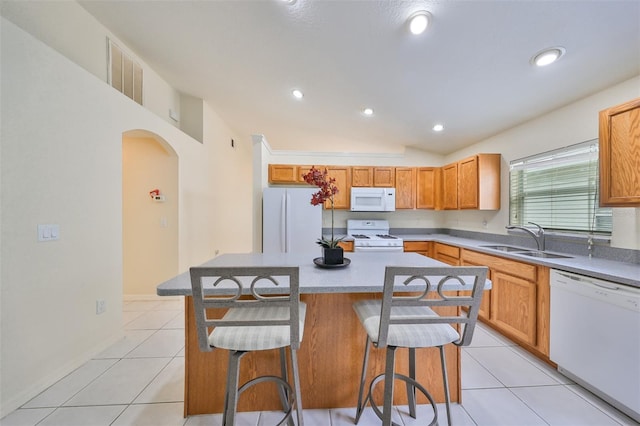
xmin=556 ymin=271 xmax=621 ymax=291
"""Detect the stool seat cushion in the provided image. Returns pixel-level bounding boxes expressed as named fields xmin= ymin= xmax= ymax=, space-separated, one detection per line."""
xmin=353 ymin=300 xmax=459 ymax=348
xmin=209 ymin=303 xmax=307 ymax=351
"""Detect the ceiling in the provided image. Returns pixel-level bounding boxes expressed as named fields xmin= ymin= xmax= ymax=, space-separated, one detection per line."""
xmin=78 ymin=0 xmax=640 ymax=155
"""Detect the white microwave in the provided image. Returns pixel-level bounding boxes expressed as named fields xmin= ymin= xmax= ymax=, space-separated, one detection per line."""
xmin=350 ymin=187 xmax=396 ymax=212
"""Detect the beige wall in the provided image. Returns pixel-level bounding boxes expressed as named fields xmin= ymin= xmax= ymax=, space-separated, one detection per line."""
xmin=122 ymin=135 xmax=179 ymax=297
xmin=0 ymin=17 xmax=252 ymax=415
xmin=1 ymin=1 xmax=183 ymax=128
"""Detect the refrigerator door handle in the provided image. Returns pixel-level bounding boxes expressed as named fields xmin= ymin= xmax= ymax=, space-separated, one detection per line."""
xmin=280 ymin=193 xmax=287 ymax=252
xmin=285 ymin=193 xmax=291 ymax=252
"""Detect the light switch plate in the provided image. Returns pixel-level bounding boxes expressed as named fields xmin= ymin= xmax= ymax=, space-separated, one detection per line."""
xmin=38 ymin=224 xmax=60 ymax=242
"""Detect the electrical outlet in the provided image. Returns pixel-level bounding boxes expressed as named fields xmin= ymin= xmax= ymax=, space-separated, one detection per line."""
xmin=96 ymin=300 xmax=106 ymax=315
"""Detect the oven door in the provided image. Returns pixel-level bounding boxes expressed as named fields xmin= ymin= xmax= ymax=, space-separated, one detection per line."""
xmin=354 ymin=245 xmax=404 ymax=253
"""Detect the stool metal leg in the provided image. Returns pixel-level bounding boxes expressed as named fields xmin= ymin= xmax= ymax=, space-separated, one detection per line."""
xmin=355 ymin=336 xmax=372 ymax=424
xmin=382 ymin=346 xmax=397 ymax=426
xmin=439 ymin=345 xmax=452 ymax=426
xmin=277 ymin=347 xmax=294 ymax=426
xmin=224 ymin=350 xmax=246 ymax=426
xmin=290 ymin=348 xmax=304 ymax=426
xmin=406 ymin=347 xmax=417 ymax=418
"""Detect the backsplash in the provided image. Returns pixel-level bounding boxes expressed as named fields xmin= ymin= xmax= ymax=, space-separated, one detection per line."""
xmin=329 ymin=227 xmax=640 ymax=264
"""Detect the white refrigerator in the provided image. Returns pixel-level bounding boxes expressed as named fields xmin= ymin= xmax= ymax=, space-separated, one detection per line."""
xmin=262 ymin=187 xmax=323 ymax=254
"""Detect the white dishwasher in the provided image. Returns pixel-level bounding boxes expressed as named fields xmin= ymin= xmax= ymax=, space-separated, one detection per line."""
xmin=550 ymin=269 xmax=640 ymax=422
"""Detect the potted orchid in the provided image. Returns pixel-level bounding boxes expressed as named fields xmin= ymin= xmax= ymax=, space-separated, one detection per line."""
xmin=302 ymin=166 xmax=345 ymax=264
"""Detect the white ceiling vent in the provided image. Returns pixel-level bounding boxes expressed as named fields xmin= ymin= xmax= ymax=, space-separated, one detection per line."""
xmin=108 ymin=39 xmax=143 ymax=105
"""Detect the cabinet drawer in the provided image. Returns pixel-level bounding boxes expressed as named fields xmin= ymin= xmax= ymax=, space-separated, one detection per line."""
xmin=434 ymin=243 xmax=460 ymax=259
xmin=404 ymin=241 xmax=430 ymax=252
xmin=338 ymin=240 xmax=354 ymax=252
xmin=462 ymin=249 xmax=537 ymax=282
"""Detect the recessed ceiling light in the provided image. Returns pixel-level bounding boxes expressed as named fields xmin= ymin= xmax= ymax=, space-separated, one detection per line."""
xmin=531 ymin=47 xmax=566 ymax=67
xmin=292 ymin=89 xmax=303 ymax=99
xmin=408 ymin=11 xmax=431 ymax=35
xmin=281 ymin=0 xmax=296 ymax=4
xmin=363 ymin=108 xmax=374 ymax=116
xmin=432 ymin=124 xmax=444 ymax=132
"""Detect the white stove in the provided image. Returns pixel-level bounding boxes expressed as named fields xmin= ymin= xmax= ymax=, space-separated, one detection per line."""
xmin=347 ymin=219 xmax=404 ymax=252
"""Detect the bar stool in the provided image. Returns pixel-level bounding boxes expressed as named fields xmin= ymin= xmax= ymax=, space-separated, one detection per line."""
xmin=352 ymin=266 xmax=488 ymax=426
xmin=190 ymin=266 xmax=305 ymax=426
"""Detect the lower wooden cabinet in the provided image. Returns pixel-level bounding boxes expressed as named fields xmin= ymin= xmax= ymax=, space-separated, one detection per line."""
xmin=433 ymin=242 xmax=460 ymax=265
xmin=461 ymin=259 xmax=491 ymax=321
xmin=338 ymin=240 xmax=354 ymax=252
xmin=461 ymin=248 xmax=549 ymax=357
xmin=490 ymin=271 xmax=537 ymax=346
xmin=403 ymin=241 xmax=431 ymax=257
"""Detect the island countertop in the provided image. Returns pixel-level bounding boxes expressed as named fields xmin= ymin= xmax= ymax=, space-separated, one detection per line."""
xmin=157 ymin=251 xmax=489 ymax=296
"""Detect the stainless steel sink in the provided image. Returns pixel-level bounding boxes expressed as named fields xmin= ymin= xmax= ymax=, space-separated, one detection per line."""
xmin=479 ymin=244 xmax=528 ymax=252
xmin=517 ymin=251 xmax=573 ymax=259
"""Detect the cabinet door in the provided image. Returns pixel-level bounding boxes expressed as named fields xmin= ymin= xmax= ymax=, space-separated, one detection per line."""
xmin=599 ymin=97 xmax=640 ymax=206
xmin=373 ymin=167 xmax=395 ymax=187
xmin=269 ymin=164 xmax=298 ymax=183
xmin=442 ymin=163 xmax=458 ymax=210
xmin=416 ymin=167 xmax=438 ymax=209
xmin=351 ymin=166 xmax=373 ymax=187
xmin=395 ymin=167 xmax=416 ymax=209
xmin=461 ymin=259 xmax=491 ymax=320
xmin=325 ymin=166 xmax=351 ymax=209
xmin=297 ymin=165 xmax=318 ymax=183
xmin=458 ymin=156 xmax=479 ymax=209
xmin=490 ymin=271 xmax=537 ymax=346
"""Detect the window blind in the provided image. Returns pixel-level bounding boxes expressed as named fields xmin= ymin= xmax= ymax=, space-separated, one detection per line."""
xmin=509 ymin=139 xmax=612 ymax=234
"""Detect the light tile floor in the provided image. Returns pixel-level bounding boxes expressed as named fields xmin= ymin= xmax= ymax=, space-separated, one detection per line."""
xmin=2 ymin=299 xmax=638 ymax=426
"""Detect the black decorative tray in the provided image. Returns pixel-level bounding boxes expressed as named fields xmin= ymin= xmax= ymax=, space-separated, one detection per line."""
xmin=313 ymin=257 xmax=351 ymax=269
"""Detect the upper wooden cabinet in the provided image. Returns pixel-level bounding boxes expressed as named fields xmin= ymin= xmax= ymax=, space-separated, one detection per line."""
xmin=268 ymin=154 xmax=499 ymax=211
xmin=268 ymin=164 xmax=324 ymax=184
xmin=459 ymin=154 xmax=501 ymax=210
xmin=416 ymin=167 xmax=439 ymax=209
xmin=268 ymin=164 xmax=299 ymax=184
xmin=599 ymin=97 xmax=640 ymax=206
xmin=441 ymin=162 xmax=459 ymax=210
xmin=373 ymin=167 xmax=395 ymax=187
xmin=441 ymin=154 xmax=501 ymax=210
xmin=351 ymin=166 xmax=373 ymax=187
xmin=351 ymin=166 xmax=395 ymax=187
xmin=325 ymin=166 xmax=351 ymax=209
xmin=395 ymin=167 xmax=416 ymax=209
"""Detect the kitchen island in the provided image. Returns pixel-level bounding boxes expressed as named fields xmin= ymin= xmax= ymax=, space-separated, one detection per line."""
xmin=157 ymin=252 xmax=488 ymax=416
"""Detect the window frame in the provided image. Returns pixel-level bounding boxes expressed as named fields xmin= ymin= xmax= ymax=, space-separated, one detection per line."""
xmin=509 ymin=139 xmax=612 ymax=235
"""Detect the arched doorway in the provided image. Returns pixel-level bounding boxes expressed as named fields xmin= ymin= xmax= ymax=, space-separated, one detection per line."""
xmin=122 ymin=130 xmax=179 ymax=299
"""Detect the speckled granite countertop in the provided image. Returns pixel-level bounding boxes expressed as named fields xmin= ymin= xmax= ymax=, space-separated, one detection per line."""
xmin=157 ymin=251 xmax=490 ymax=296
xmin=394 ymin=233 xmax=639 ymax=288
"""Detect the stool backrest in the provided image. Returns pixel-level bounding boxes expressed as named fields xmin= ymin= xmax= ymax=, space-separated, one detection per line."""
xmin=378 ymin=266 xmax=488 ymax=348
xmin=189 ymin=266 xmax=301 ymax=352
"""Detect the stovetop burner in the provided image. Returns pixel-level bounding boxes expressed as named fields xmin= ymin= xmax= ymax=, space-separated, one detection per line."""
xmin=351 ymin=234 xmax=370 ymax=239
xmin=376 ymin=234 xmax=397 ymax=239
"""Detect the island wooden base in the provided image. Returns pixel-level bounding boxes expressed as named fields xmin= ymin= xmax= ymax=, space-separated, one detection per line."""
xmin=183 ymin=293 xmax=460 ymax=416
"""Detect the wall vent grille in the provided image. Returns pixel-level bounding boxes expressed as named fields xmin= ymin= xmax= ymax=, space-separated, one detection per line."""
xmin=108 ymin=39 xmax=143 ymax=105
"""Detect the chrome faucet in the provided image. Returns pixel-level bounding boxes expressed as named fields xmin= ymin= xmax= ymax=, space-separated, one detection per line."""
xmin=506 ymin=222 xmax=545 ymax=251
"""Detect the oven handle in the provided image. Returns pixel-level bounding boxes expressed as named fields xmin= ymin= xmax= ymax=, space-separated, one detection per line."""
xmin=354 ymin=246 xmax=404 ymax=253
